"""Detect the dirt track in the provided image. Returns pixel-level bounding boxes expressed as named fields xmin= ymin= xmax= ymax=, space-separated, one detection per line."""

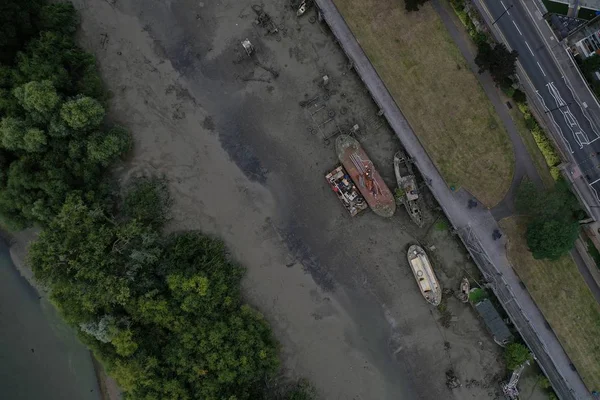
xmin=71 ymin=0 xmax=507 ymax=398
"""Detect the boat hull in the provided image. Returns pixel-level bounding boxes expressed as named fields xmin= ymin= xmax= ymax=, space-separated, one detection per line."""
xmin=393 ymin=151 xmax=424 ymax=227
xmin=407 ymin=245 xmax=442 ymax=306
xmin=335 ymin=135 xmax=396 ymax=218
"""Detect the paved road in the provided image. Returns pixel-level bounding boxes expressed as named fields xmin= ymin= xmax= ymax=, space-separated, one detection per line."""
xmin=479 ymin=0 xmax=600 ymax=207
xmin=314 ymin=0 xmax=591 ymax=398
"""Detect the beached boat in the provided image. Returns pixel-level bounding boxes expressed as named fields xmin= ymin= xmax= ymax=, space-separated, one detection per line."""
xmin=407 ymin=245 xmax=442 ymax=306
xmin=394 ymin=151 xmax=424 ymax=227
xmin=335 ymin=135 xmax=396 ymax=218
xmin=325 ymin=165 xmax=368 ymax=216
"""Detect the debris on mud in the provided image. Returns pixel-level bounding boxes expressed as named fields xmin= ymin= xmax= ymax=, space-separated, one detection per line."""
xmin=446 ymin=369 xmax=462 ymax=389
xmin=252 ymin=5 xmax=278 ymax=35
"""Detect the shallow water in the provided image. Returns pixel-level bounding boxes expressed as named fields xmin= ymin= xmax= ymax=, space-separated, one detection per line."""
xmin=0 ymin=241 xmax=100 ymax=400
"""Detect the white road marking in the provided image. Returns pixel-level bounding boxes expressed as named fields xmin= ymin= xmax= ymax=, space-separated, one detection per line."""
xmin=536 ymin=90 xmax=574 ymax=153
xmin=512 ymin=20 xmax=522 ymax=35
xmin=500 ymin=0 xmax=511 ymax=15
xmin=561 ymin=75 xmax=600 ymax=140
xmin=590 ymin=177 xmax=600 ymax=185
xmin=537 ymin=61 xmax=546 ymax=77
xmin=525 ymin=41 xmax=535 ymax=56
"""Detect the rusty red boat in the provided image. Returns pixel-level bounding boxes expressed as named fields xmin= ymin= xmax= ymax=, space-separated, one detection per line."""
xmin=335 ymin=135 xmax=396 ymax=218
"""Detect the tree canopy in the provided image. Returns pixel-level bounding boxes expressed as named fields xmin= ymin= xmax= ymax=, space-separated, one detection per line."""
xmin=29 ymin=180 xmax=280 ymax=399
xmin=504 ymin=342 xmax=532 ymax=370
xmin=0 ymin=0 xmax=120 ymax=229
xmin=475 ymin=42 xmax=518 ymax=87
xmin=517 ymin=180 xmax=581 ymax=260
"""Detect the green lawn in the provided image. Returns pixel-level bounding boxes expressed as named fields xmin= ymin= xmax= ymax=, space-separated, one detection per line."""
xmin=332 ymin=0 xmax=515 ymax=207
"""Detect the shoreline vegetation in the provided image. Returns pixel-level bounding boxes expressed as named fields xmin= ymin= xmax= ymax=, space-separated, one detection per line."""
xmin=0 ymin=1 xmax=316 ymax=399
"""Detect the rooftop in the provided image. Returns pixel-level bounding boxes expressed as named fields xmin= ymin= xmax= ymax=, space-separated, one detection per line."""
xmin=475 ymin=298 xmax=514 ymax=346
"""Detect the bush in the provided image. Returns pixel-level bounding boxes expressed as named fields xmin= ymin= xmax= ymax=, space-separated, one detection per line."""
xmin=123 ymin=176 xmax=171 ymax=228
xmin=538 ymin=375 xmax=552 ymax=389
xmin=468 ymin=287 xmax=488 ymax=304
xmin=512 ymin=89 xmax=527 ymax=105
xmin=504 ymin=343 xmax=532 ymax=370
xmin=434 ymin=218 xmax=449 ymax=231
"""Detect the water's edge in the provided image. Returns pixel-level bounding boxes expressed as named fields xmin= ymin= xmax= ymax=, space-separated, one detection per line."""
xmin=1 ymin=228 xmax=112 ymax=400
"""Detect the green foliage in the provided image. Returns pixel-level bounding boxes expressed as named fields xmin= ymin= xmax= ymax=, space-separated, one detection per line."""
xmin=60 ymin=96 xmax=105 ymax=131
xmin=517 ymin=180 xmax=581 ymax=260
xmin=123 ymin=175 xmax=170 ymax=228
xmin=37 ymin=3 xmax=78 ymax=35
xmin=434 ymin=219 xmax=449 ymax=231
xmin=0 ymin=0 xmax=114 ymax=228
xmin=449 ymin=0 xmax=488 ymax=45
xmin=0 ymin=0 xmax=44 ymax=64
xmin=504 ymin=342 xmax=532 ymax=370
xmin=501 ymin=85 xmax=515 ymax=98
xmin=512 ymin=89 xmax=527 ymax=104
xmin=475 ymin=42 xmax=518 ymax=87
xmin=581 ymin=54 xmax=600 ymax=77
xmin=87 ymin=126 xmax=131 ymax=166
xmin=12 ymin=80 xmax=60 ymax=122
xmin=586 ymin=238 xmax=600 ymax=269
xmin=29 ymin=183 xmax=280 ymax=399
xmin=468 ymin=287 xmax=488 ymax=304
xmin=405 ymin=0 xmax=429 ymax=12
xmin=538 ymin=375 xmax=552 ymax=389
xmin=526 ymin=216 xmax=580 ymax=260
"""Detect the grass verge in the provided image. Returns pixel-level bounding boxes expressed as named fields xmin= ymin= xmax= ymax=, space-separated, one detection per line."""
xmin=332 ymin=0 xmax=514 ymax=207
xmin=500 ymin=217 xmax=600 ymax=391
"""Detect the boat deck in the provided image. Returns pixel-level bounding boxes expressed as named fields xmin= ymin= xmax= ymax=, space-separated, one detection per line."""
xmin=336 ymin=135 xmax=395 ymax=218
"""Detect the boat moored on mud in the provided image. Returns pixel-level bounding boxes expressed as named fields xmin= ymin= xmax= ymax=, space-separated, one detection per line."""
xmin=394 ymin=151 xmax=424 ymax=227
xmin=407 ymin=245 xmax=442 ymax=306
xmin=335 ymin=135 xmax=396 ymax=218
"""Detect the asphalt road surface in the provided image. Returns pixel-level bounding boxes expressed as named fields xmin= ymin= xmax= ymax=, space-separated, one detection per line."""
xmin=482 ymin=0 xmax=600 ymax=200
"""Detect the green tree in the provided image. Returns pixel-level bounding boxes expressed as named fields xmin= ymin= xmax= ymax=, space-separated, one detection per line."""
xmin=475 ymin=42 xmax=518 ymax=87
xmin=60 ymin=95 xmax=104 ymax=131
xmin=0 ymin=0 xmax=44 ymax=64
xmin=122 ymin=175 xmax=171 ymax=228
xmin=12 ymin=80 xmax=61 ymax=122
xmin=504 ymin=342 xmax=532 ymax=370
xmin=36 ymin=2 xmax=77 ymax=35
xmin=526 ymin=216 xmax=579 ymax=260
xmin=517 ymin=180 xmax=581 ymax=260
xmin=29 ymin=185 xmax=280 ymax=400
xmin=15 ymin=31 xmax=73 ymax=89
xmin=87 ymin=126 xmax=131 ymax=166
xmin=538 ymin=375 xmax=551 ymax=390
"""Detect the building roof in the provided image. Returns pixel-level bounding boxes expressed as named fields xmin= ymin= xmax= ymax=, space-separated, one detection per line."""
xmin=475 ymin=298 xmax=514 ymax=345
